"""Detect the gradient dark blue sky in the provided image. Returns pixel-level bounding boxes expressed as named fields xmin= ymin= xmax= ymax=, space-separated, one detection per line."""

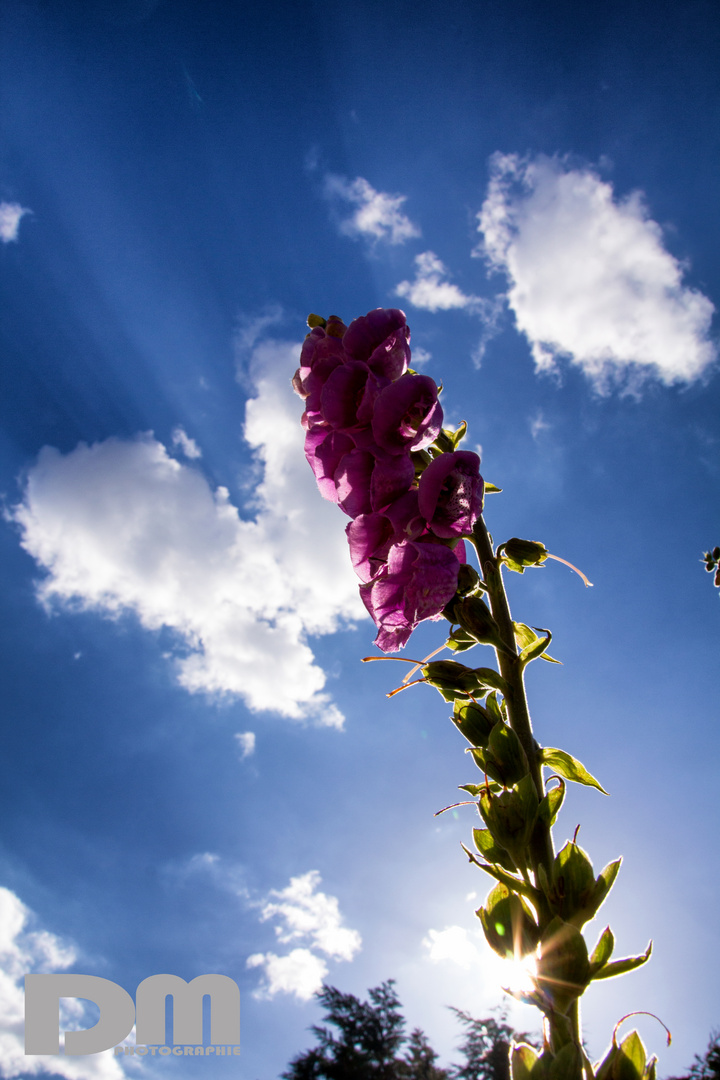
xmin=1 ymin=1 xmax=719 ymax=1078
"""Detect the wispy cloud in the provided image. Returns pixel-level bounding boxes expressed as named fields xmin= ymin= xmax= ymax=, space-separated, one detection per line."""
xmin=0 ymin=887 xmax=127 ymax=1079
xmin=476 ymin=152 xmax=717 ymax=391
xmin=324 ymin=175 xmax=420 ymax=245
xmin=0 ymin=202 xmax=31 ymax=243
xmin=171 ymin=426 xmax=202 ymax=460
xmin=9 ymin=339 xmax=365 ymax=724
xmin=247 ymin=871 xmax=361 ymax=1001
xmin=395 ymin=251 xmax=485 ymax=313
xmin=529 ymin=410 xmax=551 ymax=440
xmin=234 ymin=731 xmax=256 ymax=759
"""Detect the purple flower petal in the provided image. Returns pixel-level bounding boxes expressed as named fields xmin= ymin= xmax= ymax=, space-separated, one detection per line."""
xmin=305 ymin=429 xmax=355 ymax=502
xmin=320 ymin=361 xmax=388 ymax=431
xmin=346 ymin=513 xmax=396 ymax=582
xmin=372 ymin=374 xmax=443 ymax=454
xmin=418 ymin=451 xmax=484 ymax=538
xmin=369 ymin=451 xmax=415 ymax=512
xmin=334 ymin=449 xmax=375 ymax=518
xmin=343 ymin=309 xmax=411 ymax=380
xmin=360 ymin=540 xmax=462 ymax=653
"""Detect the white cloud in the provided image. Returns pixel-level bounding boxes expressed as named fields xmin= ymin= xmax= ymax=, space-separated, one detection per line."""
xmin=0 ymin=203 xmax=30 ymax=244
xmin=529 ymin=410 xmax=551 ymax=440
xmin=476 ymin=152 xmax=717 ymax=390
xmin=395 ymin=251 xmax=485 ymax=313
xmin=410 ymin=346 xmax=432 ymax=368
xmin=246 ymin=948 xmax=328 ymax=1002
xmin=170 ymin=426 xmax=202 ymax=460
xmin=9 ymin=340 xmax=365 ymax=723
xmin=258 ymin=871 xmax=361 ymax=962
xmin=324 ymin=175 xmax=420 ymax=245
xmin=422 ymin=925 xmax=482 ymax=970
xmin=234 ymin=731 xmax=255 ymax=759
xmin=248 ymin=871 xmax=360 ymax=1002
xmin=0 ymin=887 xmax=127 ymax=1080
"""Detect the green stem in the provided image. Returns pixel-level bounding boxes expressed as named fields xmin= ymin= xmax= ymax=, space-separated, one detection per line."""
xmin=471 ymin=516 xmax=553 ymax=870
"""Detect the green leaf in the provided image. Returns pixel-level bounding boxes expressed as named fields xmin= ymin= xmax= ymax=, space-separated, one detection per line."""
xmin=589 ymin=857 xmax=622 ymax=916
xmin=472 ymin=827 xmax=517 ymax=872
xmin=459 ymin=781 xmax=502 ymax=797
xmin=540 ymin=748 xmax=609 ymax=795
xmin=449 ymin=420 xmax=467 ymax=448
xmin=484 ymin=481 xmax=502 ymax=493
xmin=519 ymin=629 xmax=553 ymax=666
xmin=513 ymin=622 xmax=536 ymax=650
xmin=446 ymin=626 xmax=479 ymax=653
xmin=463 ymin=847 xmax=537 ymax=899
xmin=589 ymin=926 xmax=615 ymax=974
xmin=514 ymin=622 xmax=561 ymax=665
xmin=593 ymin=941 xmax=652 ymax=980
xmin=511 ymin=1044 xmax=541 ymax=1080
xmin=538 ymin=779 xmax=565 ymax=827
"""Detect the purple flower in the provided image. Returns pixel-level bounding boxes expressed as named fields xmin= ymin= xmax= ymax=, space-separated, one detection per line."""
xmin=334 ymin=448 xmax=415 ymax=518
xmin=320 ymin=361 xmax=388 ymax=433
xmin=418 ymin=451 xmax=484 ymax=538
xmin=343 ymin=308 xmax=410 ymax=381
xmin=359 ymin=540 xmax=463 ymax=653
xmin=304 ymin=428 xmax=355 ymax=502
xmin=372 ymin=374 xmax=443 ymax=455
xmin=345 ymin=513 xmax=396 ymax=583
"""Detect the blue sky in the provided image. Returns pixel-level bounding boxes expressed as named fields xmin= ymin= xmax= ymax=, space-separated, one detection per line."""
xmin=1 ymin=0 xmax=719 ymax=1077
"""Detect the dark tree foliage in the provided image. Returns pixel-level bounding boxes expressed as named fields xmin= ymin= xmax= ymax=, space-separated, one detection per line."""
xmin=449 ymin=1008 xmax=537 ymax=1080
xmin=281 ymin=983 xmax=534 ymax=1080
xmin=665 ymin=1031 xmax=720 ymax=1080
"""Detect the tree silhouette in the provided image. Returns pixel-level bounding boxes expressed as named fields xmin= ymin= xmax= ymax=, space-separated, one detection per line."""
xmin=665 ymin=1031 xmax=720 ymax=1080
xmin=281 ymin=982 xmax=536 ymax=1080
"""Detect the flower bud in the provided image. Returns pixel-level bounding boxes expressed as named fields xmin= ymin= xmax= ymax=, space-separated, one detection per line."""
xmin=536 ymin=917 xmax=591 ymax=1015
xmin=502 ymin=538 xmax=549 ymax=573
xmin=549 ymin=841 xmax=597 ymax=925
xmin=479 ymin=777 xmax=537 ymax=862
xmin=472 ymin=722 xmax=528 ymax=787
xmin=451 ymin=699 xmax=497 ymax=748
xmin=477 ymin=882 xmax=540 ymax=960
xmin=452 ymin=596 xmax=504 ymax=646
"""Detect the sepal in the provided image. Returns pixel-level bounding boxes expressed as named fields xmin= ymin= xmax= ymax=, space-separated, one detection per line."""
xmin=535 ymin=917 xmax=591 ymax=1015
xmin=589 ymin=926 xmax=615 ymax=976
xmin=471 ymin=722 xmax=529 ymax=787
xmin=473 ymin=827 xmax=517 ymax=872
xmin=477 ymin=882 xmax=540 ymax=959
xmin=592 ymin=941 xmax=652 ymax=981
xmin=452 ymin=698 xmax=498 ymax=747
xmin=594 ymin=1031 xmax=653 ymax=1080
